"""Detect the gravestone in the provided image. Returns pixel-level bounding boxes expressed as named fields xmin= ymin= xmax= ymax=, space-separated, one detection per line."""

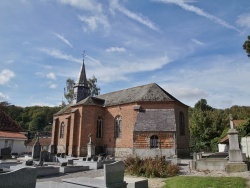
xmin=1 ymin=147 xmax=11 ymax=159
xmin=87 ymin=133 xmax=95 ymax=157
xmin=226 ymin=115 xmax=247 ymax=173
xmin=40 ymin=150 xmax=50 ymax=162
xmin=0 ymin=167 xmax=37 ymax=188
xmin=32 ymin=132 xmax=41 ymax=159
xmin=63 ymin=161 xmax=127 ymax=188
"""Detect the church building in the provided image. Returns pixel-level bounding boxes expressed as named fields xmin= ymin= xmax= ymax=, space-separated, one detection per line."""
xmin=51 ymin=59 xmax=190 ymax=158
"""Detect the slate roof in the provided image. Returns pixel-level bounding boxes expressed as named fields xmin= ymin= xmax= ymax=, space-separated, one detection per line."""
xmin=134 ymin=109 xmax=176 ymax=132
xmin=75 ymin=61 xmax=88 ymax=86
xmin=97 ymin=83 xmax=185 ymax=107
xmin=0 ymin=109 xmax=26 ymax=132
xmin=55 ymin=83 xmax=188 ymax=116
xmin=0 ymin=131 xmax=27 ymax=140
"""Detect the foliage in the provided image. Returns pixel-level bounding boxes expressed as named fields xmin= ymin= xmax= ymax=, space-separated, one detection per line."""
xmin=64 ymin=75 xmax=100 ymax=104
xmin=189 ymin=99 xmax=250 ymax=152
xmin=64 ymin=78 xmax=75 ymax=104
xmin=190 ymin=99 xmax=231 ymax=152
xmin=243 ymin=35 xmax=250 ymax=57
xmin=88 ymin=75 xmax=100 ymax=96
xmin=0 ymin=102 xmax=60 ymax=131
xmin=164 ymin=176 xmax=246 ymax=188
xmin=124 ymin=156 xmax=179 ymax=178
xmin=236 ymin=119 xmax=250 ymax=139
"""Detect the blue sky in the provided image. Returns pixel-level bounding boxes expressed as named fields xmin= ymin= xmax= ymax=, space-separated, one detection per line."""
xmin=0 ymin=0 xmax=250 ymax=109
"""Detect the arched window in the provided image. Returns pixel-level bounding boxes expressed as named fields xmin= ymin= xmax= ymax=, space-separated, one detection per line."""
xmin=179 ymin=111 xmax=185 ymax=136
xmin=96 ymin=117 xmax=103 ymax=138
xmin=150 ymin=135 xmax=158 ymax=148
xmin=115 ymin=116 xmax=122 ymax=138
xmin=60 ymin=122 xmax=65 ymax=139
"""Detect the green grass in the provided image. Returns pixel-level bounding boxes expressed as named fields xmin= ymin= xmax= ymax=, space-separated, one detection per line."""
xmin=163 ymin=176 xmax=246 ymax=188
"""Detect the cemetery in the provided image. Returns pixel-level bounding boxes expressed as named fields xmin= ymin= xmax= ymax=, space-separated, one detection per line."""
xmin=1 ymin=113 xmax=250 ymax=188
xmin=0 ymin=118 xmax=247 ymax=187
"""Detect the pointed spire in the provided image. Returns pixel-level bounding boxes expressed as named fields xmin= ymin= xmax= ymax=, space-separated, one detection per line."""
xmin=75 ymin=51 xmax=88 ymax=86
xmin=73 ymin=52 xmax=90 ymax=104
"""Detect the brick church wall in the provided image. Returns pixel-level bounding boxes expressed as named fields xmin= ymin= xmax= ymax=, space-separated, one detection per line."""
xmin=52 ymin=100 xmax=190 ymax=158
xmin=133 ymin=132 xmax=175 ymax=158
xmin=174 ymin=104 xmax=190 ymax=157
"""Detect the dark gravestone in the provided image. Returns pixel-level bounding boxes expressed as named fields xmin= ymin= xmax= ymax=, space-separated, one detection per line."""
xmin=61 ymin=162 xmax=67 ymax=167
xmin=32 ymin=133 xmax=41 ymax=159
xmin=32 ymin=142 xmax=41 ymax=159
xmin=67 ymin=159 xmax=74 ymax=165
xmin=25 ymin=160 xmax=33 ymax=166
xmin=40 ymin=151 xmax=50 ymax=162
xmin=1 ymin=147 xmax=11 ymax=158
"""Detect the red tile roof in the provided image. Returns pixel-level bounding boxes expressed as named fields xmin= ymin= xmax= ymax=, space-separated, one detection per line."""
xmin=0 ymin=131 xmax=27 ymax=139
xmin=26 ymin=137 xmax=51 ymax=146
xmin=0 ymin=109 xmax=26 ymax=132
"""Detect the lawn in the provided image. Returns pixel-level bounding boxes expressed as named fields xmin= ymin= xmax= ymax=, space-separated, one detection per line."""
xmin=163 ymin=176 xmax=246 ymax=188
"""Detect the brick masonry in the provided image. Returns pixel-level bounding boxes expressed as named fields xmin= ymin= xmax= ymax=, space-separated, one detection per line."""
xmin=52 ymin=100 xmax=190 ymax=158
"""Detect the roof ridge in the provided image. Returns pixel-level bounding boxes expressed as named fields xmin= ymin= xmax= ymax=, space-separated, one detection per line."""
xmin=97 ymin=83 xmax=155 ymax=97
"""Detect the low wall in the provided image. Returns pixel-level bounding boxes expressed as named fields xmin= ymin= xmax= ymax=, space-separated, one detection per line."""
xmin=59 ymin=166 xmax=89 ymax=173
xmin=36 ymin=166 xmax=60 ymax=177
xmin=192 ymin=159 xmax=228 ymax=171
xmin=133 ymin=148 xmax=175 ymax=158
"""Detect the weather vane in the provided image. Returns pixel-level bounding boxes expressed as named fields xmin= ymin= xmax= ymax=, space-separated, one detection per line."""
xmin=82 ymin=50 xmax=86 ymax=62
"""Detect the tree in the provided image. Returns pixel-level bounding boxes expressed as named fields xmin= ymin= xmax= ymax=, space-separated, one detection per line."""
xmin=237 ymin=119 xmax=250 ymax=138
xmin=243 ymin=35 xmax=250 ymax=57
xmin=189 ymin=99 xmax=227 ymax=152
xmin=64 ymin=78 xmax=74 ymax=104
xmin=64 ymin=75 xmax=100 ymax=104
xmin=194 ymin=99 xmax=213 ymax=111
xmin=88 ymin=75 xmax=100 ymax=96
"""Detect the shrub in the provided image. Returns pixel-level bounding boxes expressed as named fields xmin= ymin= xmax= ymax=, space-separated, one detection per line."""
xmin=124 ymin=156 xmax=180 ymax=178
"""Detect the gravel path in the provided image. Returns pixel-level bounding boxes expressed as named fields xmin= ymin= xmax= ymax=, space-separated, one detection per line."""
xmin=37 ymin=160 xmax=250 ymax=188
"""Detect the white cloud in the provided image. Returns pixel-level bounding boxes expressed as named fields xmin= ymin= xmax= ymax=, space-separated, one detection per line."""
xmin=236 ymin=13 xmax=250 ymax=28
xmin=88 ymin=55 xmax=171 ymax=82
xmin=39 ymin=48 xmax=81 ymax=64
xmin=58 ymin=0 xmax=102 ymax=13
xmin=78 ymin=15 xmax=110 ymax=32
xmin=0 ymin=69 xmax=15 ymax=85
xmin=49 ymin=84 xmax=57 ymax=89
xmin=191 ymin=38 xmax=204 ymax=46
xmin=110 ymin=0 xmax=159 ymax=31
xmin=4 ymin=60 xmax=14 ymax=64
xmin=53 ymin=33 xmax=73 ymax=48
xmin=46 ymin=73 xmax=56 ymax=80
xmin=166 ymin=86 xmax=209 ymax=101
xmin=105 ymin=47 xmax=126 ymax=53
xmin=31 ymin=102 xmax=57 ymax=107
xmin=0 ymin=92 xmax=9 ymax=101
xmin=156 ymin=0 xmax=241 ymax=32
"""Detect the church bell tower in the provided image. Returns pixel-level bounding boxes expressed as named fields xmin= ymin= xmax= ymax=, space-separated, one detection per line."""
xmin=72 ymin=53 xmax=89 ymax=104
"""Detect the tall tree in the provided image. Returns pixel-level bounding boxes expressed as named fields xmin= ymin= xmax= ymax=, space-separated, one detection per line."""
xmin=189 ymin=99 xmax=227 ymax=152
xmin=88 ymin=75 xmax=100 ymax=96
xmin=243 ymin=35 xmax=250 ymax=57
xmin=64 ymin=78 xmax=74 ymax=104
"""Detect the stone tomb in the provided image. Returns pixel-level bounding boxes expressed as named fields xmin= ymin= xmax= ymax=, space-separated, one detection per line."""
xmin=63 ymin=161 xmax=127 ymax=188
xmin=36 ymin=161 xmax=148 ymax=188
xmin=0 ymin=167 xmax=37 ymax=188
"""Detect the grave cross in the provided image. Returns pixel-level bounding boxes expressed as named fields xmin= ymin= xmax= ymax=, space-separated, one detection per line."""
xmin=88 ymin=133 xmax=92 ymax=143
xmin=229 ymin=114 xmax=234 ymax=129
